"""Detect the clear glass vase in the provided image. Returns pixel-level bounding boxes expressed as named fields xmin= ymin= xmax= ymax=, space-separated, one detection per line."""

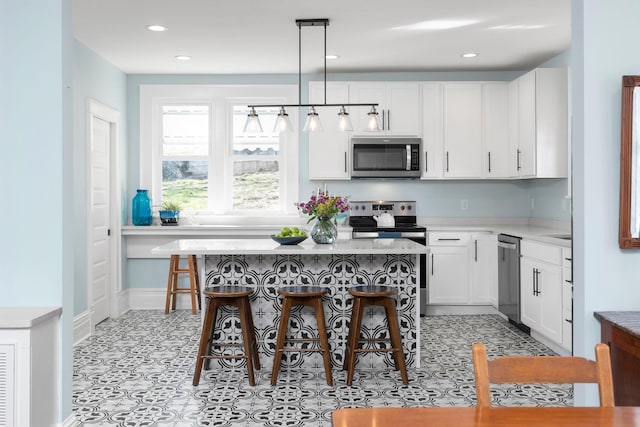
xmin=310 ymin=216 xmax=337 ymax=244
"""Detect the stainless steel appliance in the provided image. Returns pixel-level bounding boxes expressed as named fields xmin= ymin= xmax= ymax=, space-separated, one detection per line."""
xmin=497 ymin=234 xmax=528 ymax=331
xmin=349 ymin=201 xmax=428 ymax=316
xmin=350 ymin=137 xmax=421 ymax=178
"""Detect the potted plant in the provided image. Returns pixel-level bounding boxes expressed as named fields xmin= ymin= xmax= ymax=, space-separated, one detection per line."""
xmin=159 ymin=200 xmax=181 ymax=226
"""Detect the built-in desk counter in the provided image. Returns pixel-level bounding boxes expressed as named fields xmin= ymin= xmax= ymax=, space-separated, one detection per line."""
xmin=152 ymin=238 xmax=427 ymax=371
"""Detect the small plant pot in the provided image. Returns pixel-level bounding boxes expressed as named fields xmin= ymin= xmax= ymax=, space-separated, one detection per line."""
xmin=159 ymin=210 xmax=180 ymax=226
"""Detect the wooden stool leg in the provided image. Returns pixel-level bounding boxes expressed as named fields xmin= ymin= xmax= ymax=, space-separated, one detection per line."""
xmin=384 ymin=298 xmax=408 ymax=385
xmin=165 ymin=255 xmax=178 ymax=314
xmin=192 ymin=255 xmax=202 ymax=310
xmin=343 ymin=297 xmax=358 ymax=371
xmin=313 ymin=297 xmax=333 ymax=386
xmin=245 ymin=296 xmax=261 ymax=370
xmin=238 ymin=297 xmax=257 ymax=386
xmin=193 ymin=296 xmax=215 ymax=385
xmin=188 ymin=255 xmax=198 ymax=315
xmin=346 ymin=297 xmax=364 ymax=386
xmin=271 ymin=297 xmax=292 ymax=385
xmin=203 ymin=299 xmax=219 ymax=371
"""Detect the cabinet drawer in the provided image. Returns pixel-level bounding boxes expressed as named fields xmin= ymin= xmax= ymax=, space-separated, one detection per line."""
xmin=428 ymin=232 xmax=470 ymax=246
xmin=521 ymin=240 xmax=562 ymax=265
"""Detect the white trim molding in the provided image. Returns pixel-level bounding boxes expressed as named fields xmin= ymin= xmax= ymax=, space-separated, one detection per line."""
xmin=73 ymin=311 xmax=92 ymax=346
xmin=60 ymin=413 xmax=77 ymax=427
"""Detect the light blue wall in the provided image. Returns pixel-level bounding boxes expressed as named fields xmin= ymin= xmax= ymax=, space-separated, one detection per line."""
xmin=572 ymin=0 xmax=640 ymax=405
xmin=73 ymin=40 xmax=128 ymax=315
xmin=1 ymin=0 xmax=74 ymax=421
xmin=126 ymin=70 xmax=571 ymax=221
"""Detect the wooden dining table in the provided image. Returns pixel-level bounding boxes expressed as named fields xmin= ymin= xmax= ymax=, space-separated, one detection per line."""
xmin=331 ymin=406 xmax=640 ymax=426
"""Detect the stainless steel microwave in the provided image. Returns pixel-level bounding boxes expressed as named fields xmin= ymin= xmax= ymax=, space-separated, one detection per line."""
xmin=350 ymin=137 xmax=422 ymax=178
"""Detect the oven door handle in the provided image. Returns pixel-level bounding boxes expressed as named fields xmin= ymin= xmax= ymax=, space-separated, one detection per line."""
xmin=497 ymin=241 xmax=517 ymax=250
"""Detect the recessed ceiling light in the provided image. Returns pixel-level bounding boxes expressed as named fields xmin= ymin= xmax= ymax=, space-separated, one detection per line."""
xmin=175 ymin=55 xmax=191 ymax=61
xmin=462 ymin=53 xmax=478 ymax=58
xmin=325 ymin=54 xmax=340 ymax=60
xmin=147 ymin=25 xmax=167 ymax=32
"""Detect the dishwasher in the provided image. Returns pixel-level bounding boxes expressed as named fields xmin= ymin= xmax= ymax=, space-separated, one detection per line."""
xmin=497 ymin=234 xmax=527 ymax=330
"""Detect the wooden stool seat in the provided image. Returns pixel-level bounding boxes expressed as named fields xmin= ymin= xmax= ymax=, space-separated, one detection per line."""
xmin=193 ymin=286 xmax=260 ymax=386
xmin=271 ymin=286 xmax=333 ymax=386
xmin=344 ymin=285 xmax=409 ymax=386
xmin=165 ymin=254 xmax=201 ymax=315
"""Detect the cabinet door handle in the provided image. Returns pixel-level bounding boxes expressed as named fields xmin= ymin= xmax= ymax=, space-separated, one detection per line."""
xmin=431 ymin=253 xmax=434 ymax=276
xmin=382 ymin=110 xmax=386 ymax=130
xmin=532 ymin=269 xmax=537 ymax=295
xmin=438 ymin=238 xmax=460 ymax=241
xmin=425 ymin=151 xmax=428 ymax=173
xmin=488 ymin=152 xmax=492 ymax=173
xmin=344 ymin=152 xmax=347 ymax=173
xmin=474 ymin=240 xmax=478 ymax=262
xmin=536 ymin=269 xmax=541 ymax=295
xmin=517 ymin=149 xmax=521 ymax=171
xmin=564 ymin=257 xmax=572 ymax=261
xmin=387 ymin=109 xmax=390 ymax=131
xmin=564 ymin=319 xmax=573 ymax=324
xmin=446 ymin=152 xmax=450 ymax=172
xmin=564 ymin=279 xmax=572 ymax=284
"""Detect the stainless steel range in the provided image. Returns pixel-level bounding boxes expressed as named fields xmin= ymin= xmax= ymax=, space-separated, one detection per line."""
xmin=349 ymin=201 xmax=428 ymax=316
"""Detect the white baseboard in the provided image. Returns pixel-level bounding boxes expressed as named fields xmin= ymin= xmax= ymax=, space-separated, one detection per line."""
xmin=117 ymin=289 xmax=131 ymax=315
xmin=126 ymin=288 xmax=198 ymax=310
xmin=73 ymin=311 xmax=92 ymax=346
xmin=425 ymin=305 xmax=500 ymax=315
xmin=530 ymin=330 xmax=571 ymax=356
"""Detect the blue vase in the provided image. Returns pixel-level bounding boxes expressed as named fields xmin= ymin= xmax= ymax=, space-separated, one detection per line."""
xmin=132 ymin=189 xmax=152 ymax=225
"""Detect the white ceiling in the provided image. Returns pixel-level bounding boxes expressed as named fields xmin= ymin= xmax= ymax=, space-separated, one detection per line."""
xmin=72 ymin=0 xmax=571 ymax=75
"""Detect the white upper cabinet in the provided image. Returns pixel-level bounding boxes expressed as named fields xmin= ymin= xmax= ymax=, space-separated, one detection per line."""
xmin=509 ymin=68 xmax=568 ymax=178
xmin=443 ymin=83 xmax=483 ymax=178
xmin=482 ymin=83 xmax=510 ymax=178
xmin=421 ymin=82 xmax=443 ymax=178
xmin=308 ymin=82 xmax=350 ymax=180
xmin=349 ymin=82 xmax=421 ymax=136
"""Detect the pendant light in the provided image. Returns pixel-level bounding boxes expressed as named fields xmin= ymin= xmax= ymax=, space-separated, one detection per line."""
xmin=246 ymin=19 xmax=378 ymax=133
xmin=243 ymin=107 xmax=263 ymax=133
xmin=337 ymin=106 xmax=353 ymax=131
xmin=366 ymin=106 xmax=381 ymax=132
xmin=273 ymin=107 xmax=293 ymax=133
xmin=303 ymin=106 xmax=323 ymax=132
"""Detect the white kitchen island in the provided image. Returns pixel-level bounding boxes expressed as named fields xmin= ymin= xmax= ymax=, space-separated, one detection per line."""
xmin=151 ymin=238 xmax=427 ymax=371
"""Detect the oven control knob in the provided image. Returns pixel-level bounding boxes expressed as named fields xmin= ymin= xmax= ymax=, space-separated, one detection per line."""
xmin=400 ymin=205 xmax=405 ymax=211
xmin=407 ymin=205 xmax=413 ymax=211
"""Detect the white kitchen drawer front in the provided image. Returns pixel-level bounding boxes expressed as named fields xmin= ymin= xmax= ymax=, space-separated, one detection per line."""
xmin=428 ymin=232 xmax=471 ymax=246
xmin=521 ymin=240 xmax=562 ymax=265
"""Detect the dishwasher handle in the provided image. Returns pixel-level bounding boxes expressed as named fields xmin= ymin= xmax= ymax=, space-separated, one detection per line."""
xmin=497 ymin=241 xmax=517 ymax=250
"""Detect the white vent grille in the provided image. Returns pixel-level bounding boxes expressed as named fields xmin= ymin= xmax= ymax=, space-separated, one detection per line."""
xmin=0 ymin=344 xmax=15 ymax=427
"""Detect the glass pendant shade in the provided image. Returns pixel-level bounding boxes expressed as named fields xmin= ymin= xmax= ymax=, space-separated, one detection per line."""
xmin=337 ymin=106 xmax=353 ymax=131
xmin=366 ymin=106 xmax=381 ymax=132
xmin=303 ymin=107 xmax=323 ymax=132
xmin=273 ymin=107 xmax=293 ymax=133
xmin=243 ymin=107 xmax=263 ymax=133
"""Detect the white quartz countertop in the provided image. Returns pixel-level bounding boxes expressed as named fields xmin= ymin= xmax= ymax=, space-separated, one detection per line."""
xmin=0 ymin=307 xmax=62 ymax=328
xmin=151 ymin=238 xmax=428 ymax=255
xmin=423 ymin=223 xmax=571 ymax=247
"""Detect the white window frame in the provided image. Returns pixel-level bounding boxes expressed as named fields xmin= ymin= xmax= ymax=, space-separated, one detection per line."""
xmin=140 ymin=84 xmax=299 ymax=217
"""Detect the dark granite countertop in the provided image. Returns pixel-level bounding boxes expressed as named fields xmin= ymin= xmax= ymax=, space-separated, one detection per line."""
xmin=594 ymin=311 xmax=640 ymax=340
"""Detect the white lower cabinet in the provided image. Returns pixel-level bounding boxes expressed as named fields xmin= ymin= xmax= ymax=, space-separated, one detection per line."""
xmin=472 ymin=233 xmax=498 ymax=305
xmin=428 ymin=231 xmax=496 ymax=306
xmin=561 ymin=247 xmax=573 ymax=352
xmin=520 ymin=240 xmax=564 ymax=345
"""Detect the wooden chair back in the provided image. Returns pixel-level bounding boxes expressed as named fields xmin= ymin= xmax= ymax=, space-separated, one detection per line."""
xmin=472 ymin=342 xmax=615 ymax=407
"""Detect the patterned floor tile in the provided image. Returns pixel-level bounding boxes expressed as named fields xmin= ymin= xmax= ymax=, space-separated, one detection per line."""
xmin=72 ymin=310 xmax=571 ymax=426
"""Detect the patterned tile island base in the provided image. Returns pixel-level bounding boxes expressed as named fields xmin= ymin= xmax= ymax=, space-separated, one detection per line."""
xmin=203 ymin=253 xmax=418 ymax=371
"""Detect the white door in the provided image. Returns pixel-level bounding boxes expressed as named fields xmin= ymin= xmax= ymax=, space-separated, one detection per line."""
xmin=90 ymin=116 xmax=111 ymax=324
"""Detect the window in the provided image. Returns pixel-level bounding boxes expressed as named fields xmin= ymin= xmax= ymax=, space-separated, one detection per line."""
xmin=140 ymin=85 xmax=299 ymax=217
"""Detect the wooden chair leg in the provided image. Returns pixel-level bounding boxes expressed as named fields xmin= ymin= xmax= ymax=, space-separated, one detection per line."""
xmin=245 ymin=296 xmax=261 ymax=370
xmin=313 ymin=297 xmax=334 ymax=386
xmin=346 ymin=297 xmax=364 ymax=386
xmin=238 ymin=297 xmax=256 ymax=386
xmin=191 ymin=255 xmax=202 ymax=310
xmin=203 ymin=299 xmax=219 ymax=371
xmin=188 ymin=255 xmax=197 ymax=315
xmin=164 ymin=255 xmax=178 ymax=314
xmin=193 ymin=297 xmax=215 ymax=386
xmin=384 ymin=298 xmax=408 ymax=385
xmin=271 ymin=297 xmax=292 ymax=385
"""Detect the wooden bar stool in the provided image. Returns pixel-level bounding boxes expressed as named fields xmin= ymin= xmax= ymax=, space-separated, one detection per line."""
xmin=271 ymin=286 xmax=333 ymax=386
xmin=165 ymin=254 xmax=201 ymax=315
xmin=343 ymin=285 xmax=409 ymax=386
xmin=193 ymin=286 xmax=261 ymax=386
